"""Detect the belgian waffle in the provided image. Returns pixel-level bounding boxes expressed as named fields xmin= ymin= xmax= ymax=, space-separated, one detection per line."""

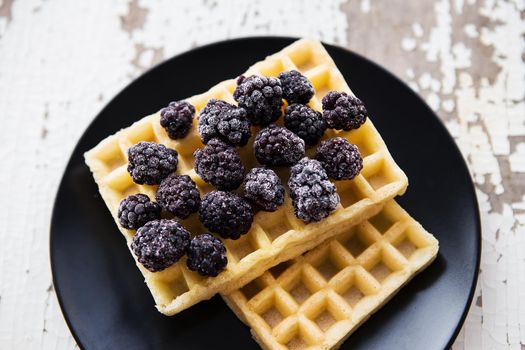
xmin=223 ymin=200 xmax=439 ymax=350
xmin=84 ymin=39 xmax=408 ymax=315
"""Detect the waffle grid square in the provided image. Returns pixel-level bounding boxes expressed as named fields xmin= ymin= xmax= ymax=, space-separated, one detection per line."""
xmin=223 ymin=201 xmax=439 ymax=350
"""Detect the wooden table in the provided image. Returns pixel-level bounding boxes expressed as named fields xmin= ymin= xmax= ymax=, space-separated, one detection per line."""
xmin=0 ymin=0 xmax=523 ymax=349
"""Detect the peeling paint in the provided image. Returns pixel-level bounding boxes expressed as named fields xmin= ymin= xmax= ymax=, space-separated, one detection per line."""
xmin=509 ymin=143 xmax=525 ymax=173
xmin=464 ymin=23 xmax=479 ymax=38
xmin=120 ymin=0 xmax=148 ymax=34
xmin=401 ymin=37 xmax=417 ymax=51
xmin=426 ymin=92 xmax=441 ymax=111
xmin=360 ymin=0 xmax=371 ymax=13
xmin=412 ymin=22 xmax=424 ymax=38
xmin=0 ymin=0 xmax=13 ymax=36
xmin=0 ymin=0 xmax=13 ymax=22
xmin=0 ymin=0 xmax=523 ymax=349
xmin=344 ymin=0 xmax=520 ymax=347
xmin=130 ymin=43 xmax=164 ymax=71
xmin=442 ymin=98 xmax=455 ymax=112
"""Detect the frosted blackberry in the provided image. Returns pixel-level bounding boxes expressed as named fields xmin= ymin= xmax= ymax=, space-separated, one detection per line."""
xmin=156 ymin=174 xmax=200 ymax=219
xmin=284 ymin=104 xmax=326 ymax=145
xmin=160 ymin=100 xmax=195 ymax=139
xmin=254 ymin=125 xmax=305 ymax=166
xmin=198 ymin=99 xmax=251 ymax=146
xmin=316 ymin=137 xmax=363 ymax=180
xmin=186 ymin=233 xmax=227 ymax=277
xmin=199 ymin=191 xmax=253 ymax=239
xmin=131 ymin=219 xmax=190 ymax=272
xmin=243 ymin=168 xmax=284 ymax=212
xmin=233 ymin=75 xmax=283 ymax=126
xmin=322 ymin=91 xmax=367 ymax=130
xmin=117 ymin=194 xmax=161 ymax=230
xmin=194 ymin=138 xmax=244 ymax=190
xmin=278 ymin=70 xmax=315 ymax=104
xmin=127 ymin=141 xmax=178 ymax=185
xmin=288 ymin=158 xmax=339 ymax=222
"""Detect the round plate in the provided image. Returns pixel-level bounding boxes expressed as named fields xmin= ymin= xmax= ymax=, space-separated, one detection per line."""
xmin=50 ymin=37 xmax=480 ymax=350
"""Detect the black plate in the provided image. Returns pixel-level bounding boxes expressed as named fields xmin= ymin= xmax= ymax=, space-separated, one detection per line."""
xmin=50 ymin=37 xmax=480 ymax=350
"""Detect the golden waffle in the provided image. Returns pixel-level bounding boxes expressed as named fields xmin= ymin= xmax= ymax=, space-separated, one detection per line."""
xmin=84 ymin=39 xmax=408 ymax=315
xmin=223 ymin=200 xmax=439 ymax=350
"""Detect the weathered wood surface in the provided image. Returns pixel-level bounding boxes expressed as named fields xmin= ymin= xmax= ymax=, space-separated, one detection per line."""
xmin=0 ymin=0 xmax=523 ymax=349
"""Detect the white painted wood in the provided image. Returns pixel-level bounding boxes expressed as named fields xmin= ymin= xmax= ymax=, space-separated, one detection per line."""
xmin=0 ymin=0 xmax=523 ymax=348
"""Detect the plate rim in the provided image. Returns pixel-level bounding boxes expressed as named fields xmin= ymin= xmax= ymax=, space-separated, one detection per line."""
xmin=49 ymin=36 xmax=481 ymax=350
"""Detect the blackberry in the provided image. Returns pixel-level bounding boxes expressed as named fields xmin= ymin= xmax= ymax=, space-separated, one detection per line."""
xmin=131 ymin=219 xmax=190 ymax=272
xmin=198 ymin=99 xmax=251 ymax=146
xmin=243 ymin=168 xmax=284 ymax=212
xmin=156 ymin=174 xmax=201 ymax=219
xmin=194 ymin=138 xmax=244 ymax=190
xmin=254 ymin=125 xmax=305 ymax=166
xmin=288 ymin=158 xmax=339 ymax=222
xmin=233 ymin=75 xmax=283 ymax=126
xmin=117 ymin=194 xmax=161 ymax=230
xmin=186 ymin=233 xmax=227 ymax=277
xmin=322 ymin=91 xmax=367 ymax=131
xmin=199 ymin=191 xmax=253 ymax=239
xmin=278 ymin=70 xmax=315 ymax=104
xmin=284 ymin=104 xmax=326 ymax=145
xmin=160 ymin=100 xmax=195 ymax=139
xmin=316 ymin=137 xmax=363 ymax=180
xmin=127 ymin=141 xmax=178 ymax=185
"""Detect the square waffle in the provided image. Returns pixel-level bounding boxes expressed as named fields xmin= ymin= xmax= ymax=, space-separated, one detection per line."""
xmin=223 ymin=200 xmax=439 ymax=350
xmin=84 ymin=39 xmax=408 ymax=315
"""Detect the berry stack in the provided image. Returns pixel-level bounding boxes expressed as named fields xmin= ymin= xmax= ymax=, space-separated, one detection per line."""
xmin=118 ymin=70 xmax=367 ymax=278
